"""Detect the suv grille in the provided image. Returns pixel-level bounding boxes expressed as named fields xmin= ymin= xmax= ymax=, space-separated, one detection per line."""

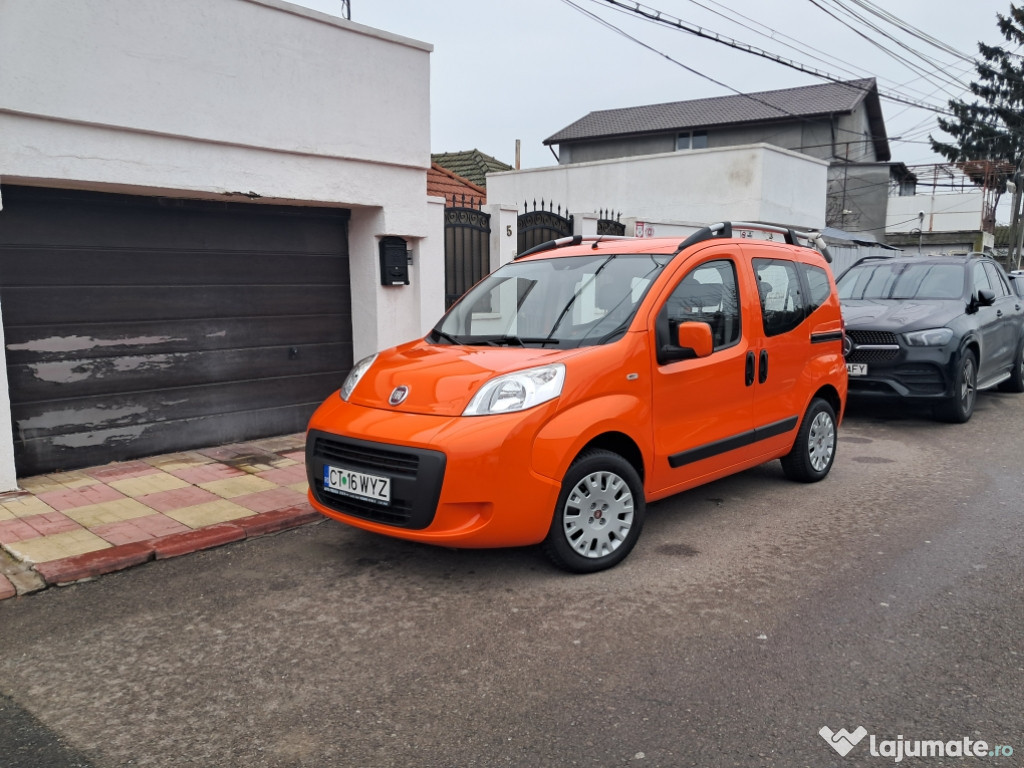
xmin=847 ymin=330 xmax=899 ymax=346
xmin=846 ymin=329 xmax=900 ymax=363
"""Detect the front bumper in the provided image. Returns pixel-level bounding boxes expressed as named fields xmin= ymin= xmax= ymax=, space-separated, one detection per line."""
xmin=846 ymin=340 xmax=956 ymax=400
xmin=305 ymin=397 xmax=562 ymax=549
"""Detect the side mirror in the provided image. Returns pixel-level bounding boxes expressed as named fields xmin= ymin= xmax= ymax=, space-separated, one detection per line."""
xmin=676 ymin=321 xmax=714 ymax=358
xmin=977 ymin=288 xmax=996 ymax=307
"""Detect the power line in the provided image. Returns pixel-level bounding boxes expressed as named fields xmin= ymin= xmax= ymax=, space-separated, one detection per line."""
xmin=588 ymin=0 xmax=953 ymax=114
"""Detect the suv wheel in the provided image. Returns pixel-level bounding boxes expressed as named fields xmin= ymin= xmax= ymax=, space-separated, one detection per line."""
xmin=543 ymin=450 xmax=645 ymax=573
xmin=998 ymin=335 xmax=1024 ymax=393
xmin=781 ymin=398 xmax=836 ymax=483
xmin=937 ymin=349 xmax=977 ymax=423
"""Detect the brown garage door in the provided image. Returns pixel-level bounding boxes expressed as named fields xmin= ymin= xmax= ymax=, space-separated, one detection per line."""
xmin=0 ymin=185 xmax=352 ymax=476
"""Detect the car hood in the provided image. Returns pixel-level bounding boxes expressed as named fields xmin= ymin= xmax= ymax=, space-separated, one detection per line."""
xmin=841 ymin=299 xmax=963 ymax=332
xmin=347 ymin=339 xmax=573 ymax=416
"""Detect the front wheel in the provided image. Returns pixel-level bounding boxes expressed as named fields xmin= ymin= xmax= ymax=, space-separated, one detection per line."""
xmin=936 ymin=349 xmax=977 ymax=423
xmin=780 ymin=398 xmax=837 ymax=483
xmin=543 ymin=449 xmax=645 ymax=573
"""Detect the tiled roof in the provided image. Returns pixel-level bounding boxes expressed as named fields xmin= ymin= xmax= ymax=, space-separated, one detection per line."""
xmin=545 ymin=78 xmax=882 ymax=144
xmin=431 ymin=149 xmax=512 ymax=188
xmin=427 ymin=163 xmax=487 ymax=205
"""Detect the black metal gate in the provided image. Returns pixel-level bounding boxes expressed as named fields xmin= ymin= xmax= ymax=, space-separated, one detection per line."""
xmin=518 ymin=200 xmax=574 ymax=255
xmin=597 ymin=209 xmax=625 ymax=236
xmin=444 ymin=194 xmax=491 ymax=308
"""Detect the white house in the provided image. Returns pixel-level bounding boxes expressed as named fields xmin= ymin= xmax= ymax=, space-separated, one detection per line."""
xmin=0 ymin=0 xmax=442 ymax=481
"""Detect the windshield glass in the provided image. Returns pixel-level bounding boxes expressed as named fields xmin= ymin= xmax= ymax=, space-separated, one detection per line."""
xmin=433 ymin=253 xmax=670 ymax=347
xmin=837 ymin=262 xmax=965 ymax=300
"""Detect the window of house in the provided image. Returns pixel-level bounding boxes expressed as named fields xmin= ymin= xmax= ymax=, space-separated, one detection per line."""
xmin=676 ymin=131 xmax=708 ymax=151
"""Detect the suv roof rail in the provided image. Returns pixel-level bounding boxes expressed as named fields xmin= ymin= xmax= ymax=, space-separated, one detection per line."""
xmin=674 ymin=221 xmax=834 ymax=263
xmin=515 ymin=234 xmax=634 ymax=260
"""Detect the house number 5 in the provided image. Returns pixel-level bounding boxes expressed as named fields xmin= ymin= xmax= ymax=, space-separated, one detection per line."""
xmin=506 ymin=225 xmax=513 ymax=237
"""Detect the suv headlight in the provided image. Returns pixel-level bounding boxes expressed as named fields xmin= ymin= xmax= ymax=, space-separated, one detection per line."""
xmin=463 ymin=364 xmax=566 ymax=416
xmin=340 ymin=353 xmax=378 ymax=401
xmin=903 ymin=328 xmax=953 ymax=347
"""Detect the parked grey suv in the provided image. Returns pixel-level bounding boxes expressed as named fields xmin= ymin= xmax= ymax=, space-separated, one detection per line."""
xmin=837 ymin=253 xmax=1024 ymax=422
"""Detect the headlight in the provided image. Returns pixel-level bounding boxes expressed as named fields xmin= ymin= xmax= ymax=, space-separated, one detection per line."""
xmin=463 ymin=363 xmax=566 ymax=416
xmin=340 ymin=353 xmax=378 ymax=401
xmin=903 ymin=328 xmax=953 ymax=347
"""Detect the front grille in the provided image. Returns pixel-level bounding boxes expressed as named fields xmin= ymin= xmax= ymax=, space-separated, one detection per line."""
xmin=847 ymin=330 xmax=899 ymax=346
xmin=314 ymin=437 xmax=419 ymax=477
xmin=847 ymin=346 xmax=899 ymax=363
xmin=307 ymin=431 xmax=446 ymax=530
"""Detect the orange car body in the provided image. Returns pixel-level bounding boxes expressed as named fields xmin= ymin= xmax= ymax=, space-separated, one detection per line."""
xmin=307 ymin=228 xmax=847 ymax=554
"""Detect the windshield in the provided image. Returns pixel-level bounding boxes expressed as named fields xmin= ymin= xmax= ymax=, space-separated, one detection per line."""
xmin=432 ymin=253 xmax=669 ymax=347
xmin=837 ymin=262 xmax=965 ymax=300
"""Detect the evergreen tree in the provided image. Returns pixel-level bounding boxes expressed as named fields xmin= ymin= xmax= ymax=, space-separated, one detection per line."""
xmin=930 ymin=3 xmax=1024 ymax=225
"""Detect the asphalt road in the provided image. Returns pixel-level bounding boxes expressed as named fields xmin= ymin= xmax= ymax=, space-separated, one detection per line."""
xmin=2 ymin=392 xmax=1023 ymax=768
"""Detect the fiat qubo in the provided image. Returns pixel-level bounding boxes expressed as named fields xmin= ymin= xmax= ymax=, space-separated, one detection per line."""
xmin=306 ymin=222 xmax=848 ymax=572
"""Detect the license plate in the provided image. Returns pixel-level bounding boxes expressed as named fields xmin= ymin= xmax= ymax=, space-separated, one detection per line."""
xmin=846 ymin=363 xmax=868 ymax=377
xmin=323 ymin=465 xmax=391 ymax=505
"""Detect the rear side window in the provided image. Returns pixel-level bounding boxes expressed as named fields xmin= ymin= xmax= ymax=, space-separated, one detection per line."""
xmin=800 ymin=263 xmax=833 ymax=314
xmin=753 ymin=258 xmax=804 ymax=336
xmin=983 ymin=262 xmax=1010 ymax=297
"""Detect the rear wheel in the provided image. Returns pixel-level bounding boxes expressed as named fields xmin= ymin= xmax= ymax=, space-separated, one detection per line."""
xmin=780 ymin=397 xmax=837 ymax=483
xmin=998 ymin=335 xmax=1024 ymax=393
xmin=543 ymin=449 xmax=645 ymax=573
xmin=936 ymin=349 xmax=977 ymax=423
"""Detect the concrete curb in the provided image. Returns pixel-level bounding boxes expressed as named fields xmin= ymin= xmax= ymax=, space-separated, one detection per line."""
xmin=2 ymin=505 xmax=322 ymax=595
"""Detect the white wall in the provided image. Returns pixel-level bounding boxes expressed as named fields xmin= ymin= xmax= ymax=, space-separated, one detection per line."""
xmin=0 ymin=0 xmax=442 ymax=484
xmin=887 ymin=191 xmax=984 ymax=234
xmin=487 ymin=144 xmax=827 ymax=250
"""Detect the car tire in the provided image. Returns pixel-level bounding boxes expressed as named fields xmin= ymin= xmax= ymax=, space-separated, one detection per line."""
xmin=997 ymin=335 xmax=1024 ymax=393
xmin=543 ymin=449 xmax=645 ymax=573
xmin=937 ymin=348 xmax=978 ymax=423
xmin=781 ymin=397 xmax=837 ymax=483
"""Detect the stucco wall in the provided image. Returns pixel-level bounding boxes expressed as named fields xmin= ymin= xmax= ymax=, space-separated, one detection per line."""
xmin=488 ymin=143 xmax=828 ymax=246
xmin=0 ymin=0 xmax=441 ymax=485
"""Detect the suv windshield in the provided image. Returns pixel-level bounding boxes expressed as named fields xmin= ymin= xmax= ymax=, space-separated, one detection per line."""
xmin=838 ymin=262 xmax=965 ymax=300
xmin=433 ymin=253 xmax=670 ymax=348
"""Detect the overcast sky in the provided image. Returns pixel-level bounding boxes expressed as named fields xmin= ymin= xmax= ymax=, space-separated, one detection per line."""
xmin=292 ymin=0 xmax=1012 ymax=172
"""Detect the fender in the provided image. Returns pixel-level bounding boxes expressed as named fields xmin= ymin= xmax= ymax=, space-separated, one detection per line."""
xmin=531 ymin=393 xmax=651 ymax=482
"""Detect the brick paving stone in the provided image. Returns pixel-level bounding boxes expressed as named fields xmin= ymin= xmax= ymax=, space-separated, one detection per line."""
xmin=22 ymin=511 xmax=82 ymax=537
xmin=168 ymin=463 xmax=245 ymax=484
xmin=0 ymin=495 xmax=60 ymax=519
xmin=236 ymin=505 xmax=320 ymax=537
xmin=83 ymin=461 xmax=161 ymax=483
xmin=0 ymin=518 xmax=42 ymax=543
xmin=36 ymin=483 xmax=126 ymax=512
xmin=281 ymin=450 xmax=306 ymax=463
xmin=34 ymin=541 xmax=154 ymax=585
xmin=199 ymin=475 xmax=277 ymax=499
xmin=4 ymin=529 xmax=111 ymax=564
xmin=232 ymin=486 xmax=308 ymax=514
xmin=256 ymin=465 xmax=309 ymax=485
xmin=92 ymin=514 xmax=191 ymax=546
xmin=0 ymin=574 xmax=15 ymax=600
xmin=62 ymin=498 xmax=155 ymax=528
xmin=152 ymin=523 xmax=245 ymax=559
xmin=108 ymin=472 xmax=189 ymax=498
xmin=165 ymin=499 xmax=254 ymax=528
xmin=142 ymin=451 xmax=214 ymax=471
xmin=135 ymin=486 xmax=220 ymax=513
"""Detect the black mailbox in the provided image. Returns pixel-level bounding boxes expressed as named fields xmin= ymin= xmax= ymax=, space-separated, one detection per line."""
xmin=379 ymin=236 xmax=410 ymax=286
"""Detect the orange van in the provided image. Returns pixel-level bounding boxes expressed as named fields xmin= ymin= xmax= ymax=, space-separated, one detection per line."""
xmin=306 ymin=222 xmax=847 ymax=572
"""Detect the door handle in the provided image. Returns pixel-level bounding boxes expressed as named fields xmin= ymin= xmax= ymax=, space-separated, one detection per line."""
xmin=997 ymin=309 xmax=1004 ymax=317
xmin=759 ymin=349 xmax=769 ymax=383
xmin=745 ymin=351 xmax=755 ymax=386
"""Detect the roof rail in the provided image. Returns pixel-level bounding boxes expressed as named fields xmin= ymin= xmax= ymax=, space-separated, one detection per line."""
xmin=674 ymin=221 xmax=834 ymax=263
xmin=515 ymin=234 xmax=634 ymax=260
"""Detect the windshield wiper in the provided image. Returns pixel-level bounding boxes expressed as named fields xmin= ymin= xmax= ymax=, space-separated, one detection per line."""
xmin=430 ymin=329 xmax=463 ymax=345
xmin=477 ymin=335 xmax=560 ymax=347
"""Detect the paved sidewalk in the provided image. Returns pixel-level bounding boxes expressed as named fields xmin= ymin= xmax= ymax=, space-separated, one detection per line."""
xmin=0 ymin=434 xmax=320 ymax=598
